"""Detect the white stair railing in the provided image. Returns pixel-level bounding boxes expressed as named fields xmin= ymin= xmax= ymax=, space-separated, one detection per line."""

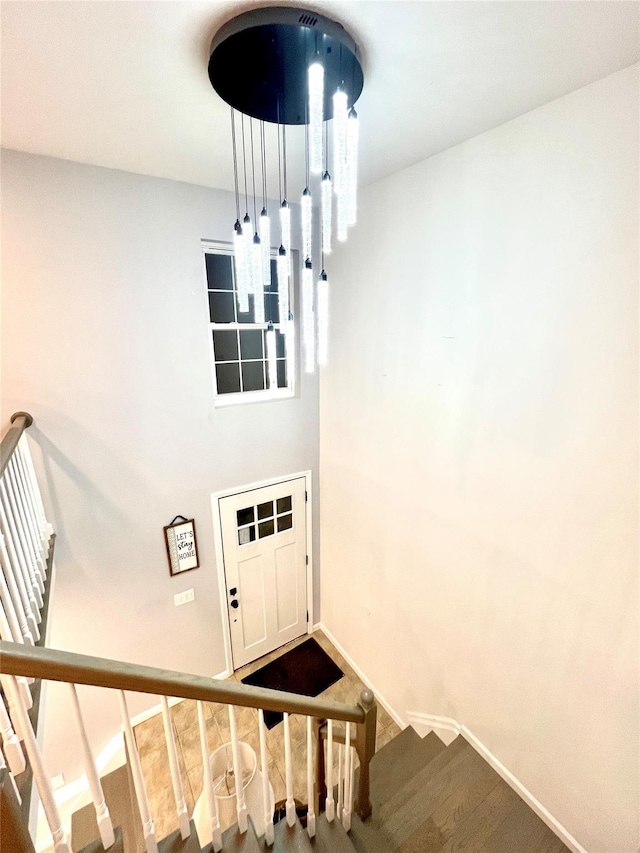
xmin=0 ymin=592 xmax=34 ymax=706
xmin=325 ymin=718 xmax=335 ymax=821
xmin=283 ymin=711 xmax=296 ymax=827
xmin=0 ymin=532 xmax=34 ymax=645
xmin=228 ymin=705 xmax=248 ymax=833
xmin=258 ymin=709 xmax=275 ymax=845
xmin=161 ymin=696 xmax=190 ymax=840
xmin=3 ymin=673 xmax=71 ymax=853
xmin=15 ymin=442 xmax=47 ymax=551
xmin=118 ymin=691 xmax=157 ymax=853
xmin=0 ymin=690 xmax=25 ymax=775
xmin=69 ymin=684 xmax=115 ymax=849
xmin=1 ymin=480 xmax=43 ymax=608
xmin=10 ymin=456 xmax=44 ymax=569
xmin=0 ymin=493 xmax=41 ymax=635
xmin=306 ymin=716 xmax=316 ymax=838
xmin=337 ymin=742 xmax=344 ymax=824
xmin=5 ymin=463 xmax=44 ymax=594
xmin=18 ymin=436 xmax=51 ymax=548
xmin=197 ymin=700 xmax=222 ymax=852
xmin=342 ymin=722 xmax=353 ymax=832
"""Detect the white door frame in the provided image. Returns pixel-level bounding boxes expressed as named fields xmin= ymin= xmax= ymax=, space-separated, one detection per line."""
xmin=211 ymin=470 xmax=314 ymax=677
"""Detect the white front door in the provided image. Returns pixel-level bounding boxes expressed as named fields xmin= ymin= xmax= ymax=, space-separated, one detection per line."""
xmin=219 ymin=477 xmax=308 ymax=670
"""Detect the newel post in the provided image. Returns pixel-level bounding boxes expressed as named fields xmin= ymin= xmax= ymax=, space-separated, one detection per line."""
xmin=354 ymin=689 xmax=376 ymax=820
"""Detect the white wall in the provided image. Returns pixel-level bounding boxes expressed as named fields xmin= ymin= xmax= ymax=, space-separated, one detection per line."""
xmin=1 ymin=150 xmax=320 ymax=781
xmin=320 ymin=65 xmax=638 ymax=853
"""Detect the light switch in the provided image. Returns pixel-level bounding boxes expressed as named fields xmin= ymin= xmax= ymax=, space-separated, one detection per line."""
xmin=174 ymin=589 xmax=195 ymax=607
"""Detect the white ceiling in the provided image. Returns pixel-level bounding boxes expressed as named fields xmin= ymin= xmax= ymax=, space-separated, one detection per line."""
xmin=1 ymin=1 xmax=638 ymax=199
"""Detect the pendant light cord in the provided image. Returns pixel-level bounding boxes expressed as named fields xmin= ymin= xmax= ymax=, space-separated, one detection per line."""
xmin=241 ymin=113 xmax=249 ymax=218
xmin=230 ymin=108 xmax=240 ymax=222
xmin=283 ymin=125 xmax=288 ymax=201
xmin=260 ymin=120 xmax=267 ymax=210
xmin=277 ymin=111 xmax=283 ymax=205
xmin=250 ymin=118 xmax=258 ymax=226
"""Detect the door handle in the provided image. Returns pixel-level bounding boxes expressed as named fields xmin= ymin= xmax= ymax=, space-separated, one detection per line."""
xmin=230 ymin=599 xmax=239 ymax=609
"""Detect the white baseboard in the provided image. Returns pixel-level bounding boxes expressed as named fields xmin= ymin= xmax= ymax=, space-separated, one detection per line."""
xmin=128 ymin=667 xmax=231 ymax=728
xmin=316 ymin=622 xmax=405 ymax=730
xmin=406 ymin=711 xmax=460 ymax=746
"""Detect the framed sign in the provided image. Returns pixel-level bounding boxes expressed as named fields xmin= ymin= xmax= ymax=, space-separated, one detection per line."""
xmin=164 ymin=516 xmax=199 ymax=576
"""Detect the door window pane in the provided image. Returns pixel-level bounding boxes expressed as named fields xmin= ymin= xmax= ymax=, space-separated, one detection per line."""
xmin=259 ymin=520 xmax=275 ymax=538
xmin=237 ymin=507 xmax=254 ymax=527
xmin=238 ymin=526 xmax=256 ymax=545
xmin=277 ymin=513 xmax=293 ymax=532
xmin=277 ymin=496 xmax=292 ymax=514
xmin=258 ymin=501 xmax=273 ymax=520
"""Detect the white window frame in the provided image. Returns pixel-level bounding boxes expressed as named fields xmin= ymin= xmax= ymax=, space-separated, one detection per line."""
xmin=202 ymin=240 xmax=296 ymax=407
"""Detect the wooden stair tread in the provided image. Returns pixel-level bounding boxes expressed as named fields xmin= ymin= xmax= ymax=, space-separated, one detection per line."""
xmin=380 ymin=738 xmax=490 ymax=848
xmin=311 ymin=813 xmax=356 ymax=852
xmin=270 ymin=817 xmax=314 ymax=852
xmin=77 ymin=826 xmax=124 ymax=853
xmin=158 ymin=821 xmax=202 ymax=853
xmin=367 ymin=729 xmax=445 ymax=808
xmin=437 ymin=779 xmax=521 ymax=853
xmin=395 ymin=754 xmax=503 ymax=853
xmin=348 ymin=813 xmax=393 ymax=853
xmin=219 ymin=817 xmax=262 ymax=852
xmin=482 ymin=798 xmax=569 ymax=853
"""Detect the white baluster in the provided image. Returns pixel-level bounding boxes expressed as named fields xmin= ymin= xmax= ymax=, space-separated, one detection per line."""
xmin=325 ymin=719 xmax=335 ymax=822
xmin=0 ymin=551 xmax=26 ymax=645
xmin=4 ymin=674 xmax=71 ymax=853
xmin=342 ymin=723 xmax=352 ymax=832
xmin=0 ymin=690 xmax=25 ymax=775
xmin=69 ymin=685 xmax=115 ymax=849
xmin=258 ymin=710 xmax=274 ymax=845
xmin=0 ymin=490 xmax=41 ymax=631
xmin=1 ymin=478 xmax=43 ymax=607
xmin=7 ymin=460 xmax=45 ymax=591
xmin=0 ymin=747 xmax=22 ymax=804
xmin=227 ymin=706 xmax=248 ymax=833
xmin=337 ymin=743 xmax=344 ymax=823
xmin=0 ymin=532 xmax=34 ymax=644
xmin=16 ymin=442 xmax=47 ymax=549
xmin=118 ymin=691 xmax=157 ymax=853
xmin=306 ymin=717 xmax=316 ymax=838
xmin=197 ymin=701 xmax=222 ymax=852
xmin=283 ymin=712 xmax=296 ymax=827
xmin=19 ymin=436 xmax=51 ymax=546
xmin=161 ymin=697 xmax=190 ymax=840
xmin=11 ymin=456 xmax=44 ymax=571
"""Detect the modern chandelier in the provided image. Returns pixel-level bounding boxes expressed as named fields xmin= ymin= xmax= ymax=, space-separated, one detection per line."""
xmin=208 ymin=7 xmax=364 ymax=375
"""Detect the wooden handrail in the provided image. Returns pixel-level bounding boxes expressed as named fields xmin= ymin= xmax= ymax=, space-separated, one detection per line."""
xmin=0 ymin=641 xmax=365 ymax=724
xmin=0 ymin=413 xmax=33 ymax=481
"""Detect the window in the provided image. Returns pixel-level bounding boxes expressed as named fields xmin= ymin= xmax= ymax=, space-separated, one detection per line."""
xmin=203 ymin=243 xmax=294 ymax=405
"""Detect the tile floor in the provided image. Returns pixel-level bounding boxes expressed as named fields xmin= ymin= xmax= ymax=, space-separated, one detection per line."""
xmin=133 ymin=630 xmax=401 ymax=840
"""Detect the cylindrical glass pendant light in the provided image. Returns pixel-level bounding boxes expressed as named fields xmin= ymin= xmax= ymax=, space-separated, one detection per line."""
xmin=346 ymin=107 xmax=359 ymax=226
xmin=302 ymin=259 xmax=315 ymax=373
xmin=252 ymin=234 xmax=264 ymax=323
xmin=321 ymin=172 xmax=332 ymax=256
xmin=280 ymin=201 xmax=291 ymax=255
xmin=308 ymin=63 xmax=324 ymax=174
xmin=277 ymin=246 xmax=289 ymax=324
xmin=234 ymin=220 xmax=249 ymax=313
xmin=301 ymin=188 xmax=312 ymax=263
xmin=259 ymin=208 xmax=271 ymax=291
xmin=333 ymin=91 xmax=348 ymax=241
xmin=317 ymin=270 xmax=329 ymax=366
xmin=243 ymin=213 xmax=254 ymax=292
xmin=286 ymin=311 xmax=296 ymax=391
xmin=266 ymin=322 xmax=278 ymax=390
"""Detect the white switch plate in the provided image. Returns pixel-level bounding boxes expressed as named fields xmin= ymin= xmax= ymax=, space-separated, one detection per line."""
xmin=174 ymin=589 xmax=195 ymax=607
xmin=51 ymin=773 xmax=65 ymax=790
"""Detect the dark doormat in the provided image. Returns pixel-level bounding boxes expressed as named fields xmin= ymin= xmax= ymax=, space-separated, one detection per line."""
xmin=241 ymin=637 xmax=344 ymax=729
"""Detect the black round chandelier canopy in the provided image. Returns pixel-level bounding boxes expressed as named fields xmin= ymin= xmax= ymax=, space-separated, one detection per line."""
xmin=208 ymin=6 xmax=364 ymax=126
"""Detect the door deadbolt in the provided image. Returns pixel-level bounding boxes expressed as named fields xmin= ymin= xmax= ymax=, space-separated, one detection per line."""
xmin=229 ymin=587 xmax=237 ymax=596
